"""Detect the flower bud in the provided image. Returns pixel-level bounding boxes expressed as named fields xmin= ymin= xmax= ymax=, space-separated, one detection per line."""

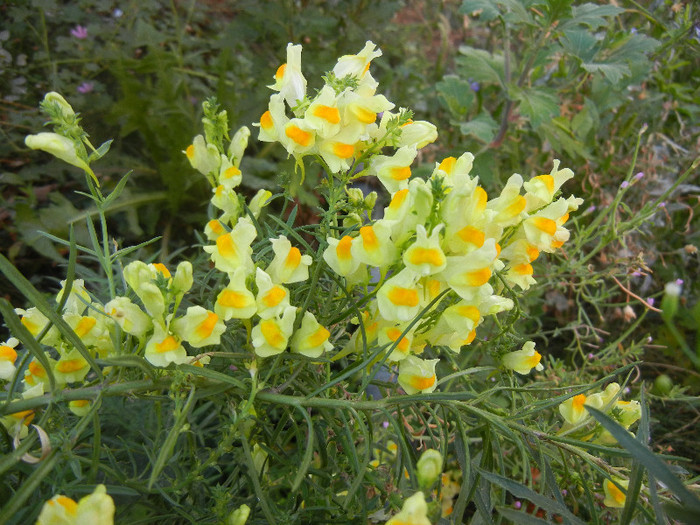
xmin=227 ymin=504 xmax=251 ymax=525
xmin=416 ymin=449 xmax=443 ymax=489
xmin=44 ymin=91 xmax=75 ymax=118
xmin=228 ymin=126 xmax=251 ymax=167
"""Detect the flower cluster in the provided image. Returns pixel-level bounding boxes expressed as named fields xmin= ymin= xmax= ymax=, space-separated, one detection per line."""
xmin=252 ymin=41 xmax=582 ymax=394
xmin=558 ymin=382 xmax=641 ymax=444
xmin=184 ymin=104 xmax=333 ymax=361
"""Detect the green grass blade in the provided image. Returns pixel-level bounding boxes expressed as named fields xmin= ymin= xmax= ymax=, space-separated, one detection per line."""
xmin=0 ymin=254 xmax=103 ymax=381
xmin=587 ymin=406 xmax=700 ymax=512
xmin=478 ymin=469 xmax=586 ymax=525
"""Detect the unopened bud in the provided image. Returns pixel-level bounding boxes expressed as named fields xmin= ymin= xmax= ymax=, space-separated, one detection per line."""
xmin=416 ymin=448 xmax=442 ymax=488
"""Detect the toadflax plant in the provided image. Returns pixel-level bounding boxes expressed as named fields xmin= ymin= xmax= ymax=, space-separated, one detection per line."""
xmin=1 ymin=41 xmax=696 ymax=525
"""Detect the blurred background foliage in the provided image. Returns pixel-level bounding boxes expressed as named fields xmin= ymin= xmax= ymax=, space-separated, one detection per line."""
xmin=1 ymin=0 xmax=699 ymax=515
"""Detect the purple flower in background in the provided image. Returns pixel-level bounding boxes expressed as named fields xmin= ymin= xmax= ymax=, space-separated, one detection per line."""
xmin=470 ymin=81 xmax=480 ymax=92
xmin=647 ymin=297 xmax=655 ymax=307
xmin=620 ymin=181 xmax=629 ymax=189
xmin=113 ymin=8 xmax=124 ymax=18
xmin=77 ymin=82 xmax=94 ymax=94
xmin=70 ymin=25 xmax=88 ymax=39
xmin=634 ymin=172 xmax=644 ymax=181
xmin=675 ymin=278 xmax=684 ymax=286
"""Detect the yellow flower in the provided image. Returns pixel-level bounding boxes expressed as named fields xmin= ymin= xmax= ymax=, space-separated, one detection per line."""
xmin=249 ymin=189 xmax=273 ymax=218
xmin=438 ymin=239 xmax=498 ymax=300
xmin=387 ymin=178 xmax=434 ymax=244
xmin=68 ymin=399 xmax=92 ymax=417
xmin=0 ymin=337 xmax=19 ymax=381
xmin=251 ymin=306 xmax=296 ymax=358
xmin=282 ymin=118 xmax=316 ymax=156
xmin=122 ymin=261 xmax=166 ymax=319
xmin=396 ymin=120 xmax=438 ymax=149
xmin=218 ymin=154 xmax=243 ymax=189
xmin=56 ymin=279 xmax=91 ymax=315
xmin=23 ymin=357 xmax=55 ymax=389
xmin=265 ymin=235 xmax=312 ymax=284
xmin=269 ymin=43 xmax=307 ymax=107
xmin=403 ymin=224 xmax=447 ymax=276
xmin=172 ymin=306 xmax=225 ymax=348
xmin=36 ymin=484 xmax=115 ymax=525
xmin=522 ymin=198 xmax=571 ymax=252
xmin=432 ymin=151 xmax=474 ymax=188
xmin=304 ymin=85 xmax=342 ymax=139
xmin=290 ymin=311 xmax=333 ymax=358
xmin=502 ymin=341 xmax=544 ymax=375
xmin=255 ymin=268 xmax=291 ymax=319
xmin=15 ymin=307 xmax=60 ymax=346
xmin=603 ymin=478 xmax=629 ymax=508
xmin=385 ymin=492 xmax=431 ymax=525
xmin=323 ymin=235 xmax=362 ymax=277
xmin=378 ymin=322 xmax=414 ymax=362
xmin=559 ymin=391 xmax=604 ymax=426
xmin=227 ymin=125 xmax=250 ymax=167
xmin=54 ymin=348 xmax=90 ymax=384
xmin=377 ymin=269 xmax=422 ymax=322
xmin=398 ymin=355 xmax=439 ymax=395
xmin=332 ymin=41 xmax=382 ymax=80
xmin=486 ymin=173 xmax=527 ymax=228
xmin=144 ymin=328 xmax=188 ymax=367
xmin=371 ymin=145 xmax=417 ymax=194
xmin=25 ymin=132 xmax=92 ymax=175
xmin=523 ymin=159 xmax=575 ymax=211
xmin=317 ymin=126 xmax=362 ymax=173
xmin=211 ymin=184 xmax=241 ymax=217
xmin=184 ymin=134 xmax=220 ymax=176
xmin=215 ymin=267 xmax=257 ymax=320
xmin=351 ymin=220 xmax=397 ymax=268
xmin=203 ymin=217 xmax=257 ymax=274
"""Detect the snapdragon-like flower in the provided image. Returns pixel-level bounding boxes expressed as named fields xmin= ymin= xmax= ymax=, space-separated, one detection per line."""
xmin=144 ymin=328 xmax=188 ymax=367
xmin=385 ymin=491 xmax=431 ymax=525
xmin=54 ymin=348 xmax=90 ymax=384
xmin=403 ymin=224 xmax=447 ymax=276
xmin=0 ymin=337 xmax=19 ymax=381
xmin=290 ymin=311 xmax=332 ymax=358
xmin=559 ymin=392 xmax=604 ymax=426
xmin=172 ymin=306 xmax=225 ymax=348
xmin=203 ymin=217 xmax=257 ymax=274
xmin=523 ymin=159 xmax=574 ymax=211
xmin=332 ymin=40 xmax=382 ymax=79
xmin=398 ymin=355 xmax=439 ymax=394
xmin=603 ymin=478 xmax=629 ymax=508
xmin=502 ymin=341 xmax=544 ymax=375
xmin=265 ymin=236 xmax=312 ymax=284
xmin=255 ymin=268 xmax=291 ymax=319
xmin=25 ymin=132 xmax=92 ymax=174
xmin=269 ymin=43 xmax=307 ymax=107
xmin=371 ymin=145 xmax=417 ymax=193
xmin=215 ymin=267 xmax=257 ymax=320
xmin=351 ymin=221 xmax=397 ymax=268
xmin=184 ymin=134 xmax=220 ymax=177
xmin=36 ymin=484 xmax=115 ymax=525
xmin=56 ymin=279 xmax=91 ymax=315
xmin=377 ymin=269 xmax=422 ymax=322
xmin=251 ymin=306 xmax=296 ymax=358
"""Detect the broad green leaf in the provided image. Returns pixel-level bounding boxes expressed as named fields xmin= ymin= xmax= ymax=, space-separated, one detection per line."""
xmin=459 ymin=0 xmax=501 ymax=21
xmin=508 ymin=85 xmax=560 ymax=129
xmin=460 ymin=112 xmax=499 ymax=143
xmin=457 ymin=46 xmax=505 ymax=85
xmin=560 ymin=29 xmax=598 ymax=61
xmin=437 ymin=75 xmax=475 ymax=117
xmin=566 ymin=3 xmax=625 ymax=30
xmin=582 ymin=61 xmax=630 ymax=84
